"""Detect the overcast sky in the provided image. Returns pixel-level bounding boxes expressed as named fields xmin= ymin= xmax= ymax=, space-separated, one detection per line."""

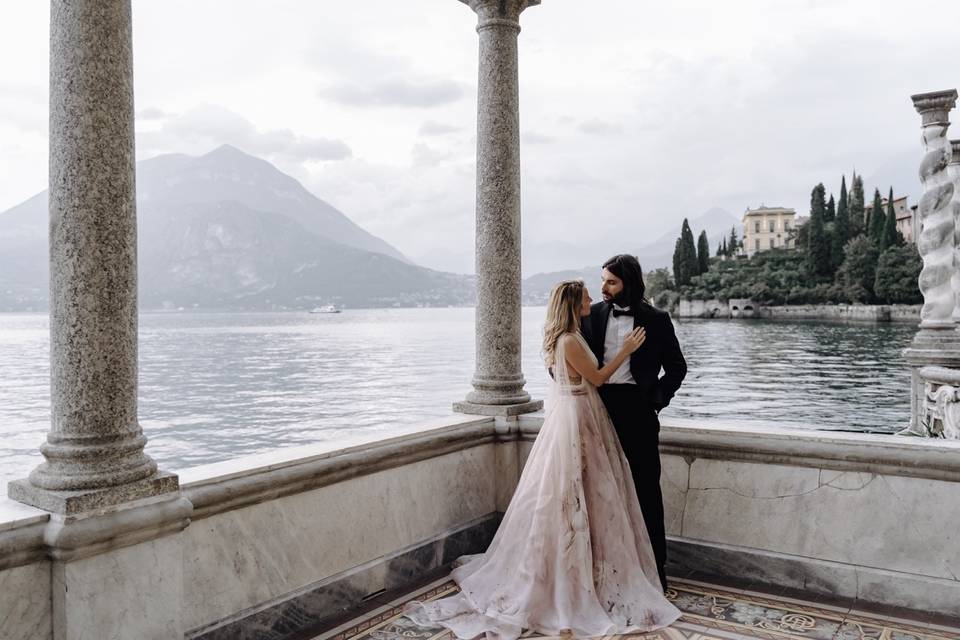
xmin=1 ymin=1 xmax=958 ymax=274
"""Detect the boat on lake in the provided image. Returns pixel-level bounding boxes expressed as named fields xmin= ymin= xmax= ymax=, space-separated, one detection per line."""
xmin=309 ymin=304 xmax=341 ymax=314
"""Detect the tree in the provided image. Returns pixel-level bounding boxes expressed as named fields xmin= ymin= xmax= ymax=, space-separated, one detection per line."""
xmin=728 ymin=226 xmax=739 ymax=256
xmin=874 ymin=245 xmax=922 ymax=303
xmin=697 ymin=230 xmax=711 ymax=274
xmin=837 ymin=235 xmax=880 ymax=302
xmin=881 ymin=187 xmax=903 ymax=250
xmin=848 ymin=174 xmax=865 ymax=238
xmin=832 ymin=175 xmax=850 ymax=273
xmin=717 ymin=238 xmax=727 ymax=257
xmin=868 ymin=188 xmax=886 ymax=246
xmin=807 ymin=183 xmax=831 ymax=277
xmin=645 ymin=268 xmax=674 ymax=298
xmin=672 ymin=219 xmax=699 ymax=286
xmin=825 ymin=194 xmax=836 ymax=223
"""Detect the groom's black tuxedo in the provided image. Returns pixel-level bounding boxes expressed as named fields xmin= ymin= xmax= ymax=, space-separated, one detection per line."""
xmin=583 ymin=301 xmax=687 ymax=411
xmin=581 ymin=300 xmax=686 ymax=591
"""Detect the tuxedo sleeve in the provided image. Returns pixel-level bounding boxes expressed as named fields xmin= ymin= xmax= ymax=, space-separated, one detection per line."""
xmin=655 ymin=313 xmax=686 ymax=409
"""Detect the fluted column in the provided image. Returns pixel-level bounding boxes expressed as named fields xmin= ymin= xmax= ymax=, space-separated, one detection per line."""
xmin=453 ymin=0 xmax=542 ymax=416
xmin=903 ymin=90 xmax=960 ymax=436
xmin=9 ymin=0 xmax=177 ymax=512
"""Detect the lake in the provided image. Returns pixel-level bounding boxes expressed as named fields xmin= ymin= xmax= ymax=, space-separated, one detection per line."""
xmin=0 ymin=309 xmax=916 ymax=491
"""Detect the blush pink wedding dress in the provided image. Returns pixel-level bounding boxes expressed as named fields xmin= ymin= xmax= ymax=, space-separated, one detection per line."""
xmin=403 ymin=333 xmax=680 ymax=639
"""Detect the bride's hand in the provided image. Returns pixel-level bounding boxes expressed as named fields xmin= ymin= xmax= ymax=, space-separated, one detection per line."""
xmin=621 ymin=327 xmax=646 ymax=354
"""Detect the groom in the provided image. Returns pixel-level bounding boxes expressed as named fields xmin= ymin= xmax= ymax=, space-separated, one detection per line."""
xmin=581 ymin=254 xmax=687 ymax=592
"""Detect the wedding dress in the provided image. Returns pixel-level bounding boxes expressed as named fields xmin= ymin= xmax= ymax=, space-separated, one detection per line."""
xmin=403 ymin=333 xmax=680 ymax=639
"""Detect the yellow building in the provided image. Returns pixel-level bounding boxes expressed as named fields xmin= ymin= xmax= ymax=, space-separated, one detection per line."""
xmin=742 ymin=206 xmax=797 ymax=257
xmin=864 ymin=195 xmax=914 ymax=244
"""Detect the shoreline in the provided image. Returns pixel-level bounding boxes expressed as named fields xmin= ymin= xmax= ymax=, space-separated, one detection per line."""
xmin=677 ymin=300 xmax=921 ymax=322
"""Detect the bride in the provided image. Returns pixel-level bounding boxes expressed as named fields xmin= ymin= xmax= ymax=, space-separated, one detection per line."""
xmin=403 ymin=279 xmax=681 ymax=639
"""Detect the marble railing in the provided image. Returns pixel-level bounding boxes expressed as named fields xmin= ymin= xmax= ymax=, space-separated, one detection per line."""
xmin=2 ymin=414 xmax=959 ymax=639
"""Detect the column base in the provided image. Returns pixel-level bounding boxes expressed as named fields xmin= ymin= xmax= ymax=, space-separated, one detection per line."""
xmin=8 ymin=471 xmax=179 ymax=516
xmin=453 ymin=399 xmax=543 ymax=416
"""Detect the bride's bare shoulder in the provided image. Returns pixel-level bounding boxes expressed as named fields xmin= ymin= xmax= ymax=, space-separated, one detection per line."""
xmin=558 ymin=332 xmax=585 ymax=351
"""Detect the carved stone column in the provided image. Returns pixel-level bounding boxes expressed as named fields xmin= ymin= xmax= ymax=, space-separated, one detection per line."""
xmin=454 ymin=0 xmax=542 ymax=416
xmin=903 ymin=90 xmax=960 ymax=436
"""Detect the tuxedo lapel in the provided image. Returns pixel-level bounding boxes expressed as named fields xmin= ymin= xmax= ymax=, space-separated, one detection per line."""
xmin=593 ymin=302 xmax=611 ymax=365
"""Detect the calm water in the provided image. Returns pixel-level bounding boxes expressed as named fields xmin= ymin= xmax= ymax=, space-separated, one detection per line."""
xmin=0 ymin=309 xmax=915 ymax=491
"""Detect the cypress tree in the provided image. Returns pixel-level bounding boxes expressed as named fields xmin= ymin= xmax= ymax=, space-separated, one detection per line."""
xmin=672 ymin=237 xmax=683 ymax=285
xmin=848 ymin=174 xmax=866 ymax=237
xmin=882 ymin=187 xmax=903 ymax=249
xmin=832 ymin=175 xmax=850 ymax=273
xmin=697 ymin=230 xmax=710 ymax=274
xmin=825 ymin=194 xmax=836 ymax=222
xmin=716 ymin=239 xmax=724 ymax=257
xmin=728 ymin=226 xmax=739 ymax=256
xmin=869 ymin=188 xmax=886 ymax=245
xmin=673 ymin=219 xmax=699 ymax=286
xmin=807 ymin=183 xmax=831 ymax=277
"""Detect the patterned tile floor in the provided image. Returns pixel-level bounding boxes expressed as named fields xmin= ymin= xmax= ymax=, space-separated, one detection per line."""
xmin=313 ymin=576 xmax=960 ymax=640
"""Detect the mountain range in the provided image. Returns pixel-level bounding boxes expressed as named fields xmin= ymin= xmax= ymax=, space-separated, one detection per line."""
xmin=0 ymin=145 xmax=746 ymax=310
xmin=0 ymin=145 xmax=474 ymax=311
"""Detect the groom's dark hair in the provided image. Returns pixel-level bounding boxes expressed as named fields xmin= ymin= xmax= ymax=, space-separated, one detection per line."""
xmin=602 ymin=254 xmax=648 ymax=307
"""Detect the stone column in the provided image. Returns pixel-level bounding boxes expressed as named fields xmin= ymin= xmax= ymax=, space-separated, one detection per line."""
xmin=903 ymin=89 xmax=960 ymax=436
xmin=453 ymin=0 xmax=542 ymax=416
xmin=5 ymin=3 xmax=191 ymax=638
xmin=8 ymin=0 xmax=177 ymax=512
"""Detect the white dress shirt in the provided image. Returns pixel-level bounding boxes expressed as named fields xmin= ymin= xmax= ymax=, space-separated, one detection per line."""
xmin=602 ymin=304 xmax=636 ymax=384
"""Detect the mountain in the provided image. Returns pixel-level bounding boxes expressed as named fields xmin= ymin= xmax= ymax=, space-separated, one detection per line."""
xmin=139 ymin=145 xmax=409 ymax=262
xmin=862 ymin=149 xmax=922 ymax=205
xmin=0 ymin=146 xmax=473 ymax=311
xmin=521 ymin=207 xmax=740 ymax=303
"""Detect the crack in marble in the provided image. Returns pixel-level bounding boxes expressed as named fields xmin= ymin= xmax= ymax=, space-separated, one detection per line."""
xmin=689 ymin=470 xmax=878 ymax=501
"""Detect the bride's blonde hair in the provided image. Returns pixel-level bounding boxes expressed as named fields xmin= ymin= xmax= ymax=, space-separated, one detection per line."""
xmin=542 ymin=279 xmax=585 ymax=367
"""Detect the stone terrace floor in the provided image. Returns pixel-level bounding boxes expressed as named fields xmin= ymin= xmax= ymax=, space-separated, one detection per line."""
xmin=307 ymin=575 xmax=960 ymax=640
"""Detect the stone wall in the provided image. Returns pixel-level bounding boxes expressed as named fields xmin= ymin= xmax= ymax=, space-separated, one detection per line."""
xmin=760 ymin=304 xmax=920 ymax=322
xmin=657 ymin=418 xmax=960 ymax=614
xmin=677 ymin=300 xmax=921 ymax=322
xmin=3 ymin=413 xmax=959 ymax=637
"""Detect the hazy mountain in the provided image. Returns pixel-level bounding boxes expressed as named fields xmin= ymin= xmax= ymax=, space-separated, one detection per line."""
xmin=521 ymin=207 xmax=740 ymax=303
xmin=862 ymin=148 xmax=921 ymax=205
xmin=0 ymin=146 xmax=474 ymax=310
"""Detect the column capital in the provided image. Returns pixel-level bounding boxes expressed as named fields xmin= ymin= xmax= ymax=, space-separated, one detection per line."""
xmin=458 ymin=0 xmax=540 ymax=24
xmin=911 ymin=89 xmax=958 ymax=126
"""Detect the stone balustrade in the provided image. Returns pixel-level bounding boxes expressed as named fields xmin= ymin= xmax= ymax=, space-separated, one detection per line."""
xmin=3 ymin=416 xmax=959 ymax=639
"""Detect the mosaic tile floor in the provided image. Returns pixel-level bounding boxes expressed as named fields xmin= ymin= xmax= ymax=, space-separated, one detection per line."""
xmin=313 ymin=577 xmax=960 ymax=640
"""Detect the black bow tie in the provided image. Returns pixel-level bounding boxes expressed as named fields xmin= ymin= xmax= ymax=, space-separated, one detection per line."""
xmin=611 ymin=307 xmax=633 ymax=318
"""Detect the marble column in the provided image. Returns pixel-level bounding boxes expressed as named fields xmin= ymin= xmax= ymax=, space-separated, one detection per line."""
xmin=903 ymin=90 xmax=960 ymax=436
xmin=453 ymin=0 xmax=542 ymax=416
xmin=8 ymin=0 xmax=177 ymax=513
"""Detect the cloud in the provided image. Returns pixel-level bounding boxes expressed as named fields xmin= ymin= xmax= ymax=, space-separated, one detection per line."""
xmin=319 ymin=78 xmax=464 ymax=108
xmin=138 ymin=105 xmax=351 ymax=163
xmin=419 ymin=120 xmax=462 ymax=136
xmin=411 ymin=142 xmax=453 ymax=168
xmin=577 ymin=119 xmax=623 ymax=136
xmin=138 ymin=107 xmax=169 ymax=120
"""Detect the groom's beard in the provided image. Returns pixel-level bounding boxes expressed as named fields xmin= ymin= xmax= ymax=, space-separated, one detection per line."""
xmin=609 ymin=291 xmax=630 ymax=307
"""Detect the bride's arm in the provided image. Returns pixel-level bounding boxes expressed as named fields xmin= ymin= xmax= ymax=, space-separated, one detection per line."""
xmin=560 ymin=330 xmax=645 ymax=387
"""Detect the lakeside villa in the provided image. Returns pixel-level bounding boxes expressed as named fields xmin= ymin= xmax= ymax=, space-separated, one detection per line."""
xmin=741 ymin=206 xmax=797 ymax=256
xmin=2 ymin=2 xmax=960 ymax=639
